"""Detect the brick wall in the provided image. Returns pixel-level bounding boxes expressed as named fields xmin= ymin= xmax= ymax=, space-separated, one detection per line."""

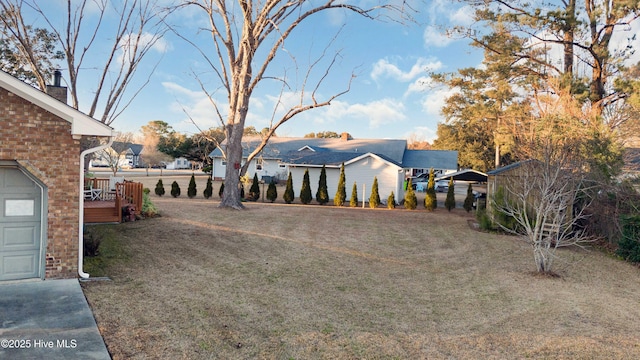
xmin=0 ymin=87 xmax=80 ymax=279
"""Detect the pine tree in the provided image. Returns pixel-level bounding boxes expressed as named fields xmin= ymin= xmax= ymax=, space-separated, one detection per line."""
xmin=203 ymin=177 xmax=213 ymax=199
xmin=283 ymin=172 xmax=294 ymax=204
xmin=369 ymin=176 xmax=380 ymax=208
xmin=316 ymin=164 xmax=329 ymax=205
xmin=444 ymin=177 xmax=455 ymax=211
xmin=249 ymin=173 xmax=260 ymax=201
xmin=266 ymin=180 xmax=277 ymax=202
xmin=350 ymin=182 xmax=358 ymax=207
xmin=171 ymin=181 xmax=181 ymax=198
xmin=155 ymin=179 xmax=165 ymax=197
xmin=387 ymin=191 xmax=396 ymax=209
xmin=334 ymin=163 xmax=346 ymax=206
xmin=300 ymin=169 xmax=312 ymax=204
xmin=187 ymin=173 xmax=197 ymax=198
xmin=463 ymin=183 xmax=474 ymax=212
xmin=425 ymin=168 xmax=437 ymax=211
xmin=218 ymin=182 xmax=224 ymax=198
xmin=404 ymin=180 xmax=417 ymax=210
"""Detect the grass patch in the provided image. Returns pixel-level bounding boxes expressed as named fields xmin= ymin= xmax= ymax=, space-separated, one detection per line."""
xmin=83 ymin=224 xmax=130 ymax=277
xmin=81 ymin=195 xmax=640 ymax=359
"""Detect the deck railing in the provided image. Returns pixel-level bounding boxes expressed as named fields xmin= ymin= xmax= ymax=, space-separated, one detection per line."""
xmin=84 ymin=177 xmax=143 ymax=221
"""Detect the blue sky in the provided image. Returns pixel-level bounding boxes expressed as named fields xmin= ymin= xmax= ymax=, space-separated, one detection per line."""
xmin=38 ymin=1 xmax=640 ymax=142
xmin=56 ymin=0 xmax=480 ymax=142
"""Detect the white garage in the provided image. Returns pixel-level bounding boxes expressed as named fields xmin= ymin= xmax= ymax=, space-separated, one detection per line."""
xmin=0 ymin=165 xmax=45 ymax=281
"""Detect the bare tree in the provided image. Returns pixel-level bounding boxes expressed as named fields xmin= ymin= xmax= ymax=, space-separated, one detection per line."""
xmin=491 ymin=140 xmax=596 ymax=274
xmin=171 ymin=0 xmax=412 ymax=209
xmin=140 ymin=133 xmax=171 ymax=176
xmin=0 ymin=0 xmax=168 ymax=125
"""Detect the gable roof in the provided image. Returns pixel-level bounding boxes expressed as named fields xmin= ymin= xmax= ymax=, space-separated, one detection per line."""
xmin=0 ymin=70 xmax=112 ymax=137
xmin=286 ymin=151 xmax=402 ymax=168
xmin=210 ymin=136 xmax=408 ymax=163
xmin=402 ymin=150 xmax=458 ymax=170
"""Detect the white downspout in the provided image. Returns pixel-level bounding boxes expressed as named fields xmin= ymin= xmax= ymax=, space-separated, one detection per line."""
xmin=78 ymin=135 xmax=114 ymax=279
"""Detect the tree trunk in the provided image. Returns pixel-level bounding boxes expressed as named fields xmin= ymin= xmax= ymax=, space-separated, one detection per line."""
xmin=219 ymin=123 xmax=245 ymax=209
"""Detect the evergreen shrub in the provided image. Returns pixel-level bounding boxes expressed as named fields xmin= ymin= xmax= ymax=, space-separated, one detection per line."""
xmin=170 ymin=181 xmax=181 ymax=198
xmin=155 ymin=179 xmax=165 ymax=196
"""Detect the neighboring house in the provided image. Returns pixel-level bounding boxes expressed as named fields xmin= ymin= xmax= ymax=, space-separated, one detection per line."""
xmin=165 ymin=157 xmax=192 ymax=170
xmin=0 ymin=70 xmax=112 ymax=281
xmin=209 ymin=133 xmax=458 ymax=203
xmin=622 ymin=148 xmax=640 ymax=178
xmin=91 ymin=142 xmax=144 ymax=168
xmin=402 ymin=150 xmax=459 ymax=178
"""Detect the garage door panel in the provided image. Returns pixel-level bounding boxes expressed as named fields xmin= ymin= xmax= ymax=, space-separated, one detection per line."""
xmin=1 ymin=168 xmax=37 ymax=189
xmin=1 ymin=251 xmax=38 ymax=280
xmin=0 ymin=167 xmax=42 ymax=281
xmin=1 ymin=223 xmax=39 ymax=250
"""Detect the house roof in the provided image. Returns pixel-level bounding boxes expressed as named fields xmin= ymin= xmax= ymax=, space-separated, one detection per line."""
xmin=210 ymin=136 xmax=408 ymax=163
xmin=402 ymin=150 xmax=458 ymax=170
xmin=286 ymin=151 xmax=402 ymax=168
xmin=487 ymin=159 xmax=537 ymax=175
xmin=436 ymin=169 xmax=487 ymax=182
xmin=0 ymin=70 xmax=112 ymax=137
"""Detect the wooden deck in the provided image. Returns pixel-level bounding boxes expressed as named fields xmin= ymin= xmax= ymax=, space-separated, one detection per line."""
xmin=83 ymin=179 xmax=143 ymax=223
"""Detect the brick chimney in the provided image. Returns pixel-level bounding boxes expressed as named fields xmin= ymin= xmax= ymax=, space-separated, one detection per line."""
xmin=46 ymin=70 xmax=67 ymax=104
xmin=341 ymin=132 xmax=352 ymax=141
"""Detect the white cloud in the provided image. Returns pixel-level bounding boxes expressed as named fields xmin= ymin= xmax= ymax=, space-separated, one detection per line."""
xmin=321 ymin=98 xmax=406 ymax=129
xmin=449 ymin=5 xmax=475 ymax=26
xmin=371 ymin=57 xmax=442 ymax=82
xmin=406 ymin=126 xmax=438 ymax=143
xmin=420 ymin=87 xmax=458 ymax=117
xmin=162 ymin=82 xmax=225 ymax=134
xmin=406 ymin=76 xmax=434 ymax=96
xmin=423 ymin=25 xmax=453 ymax=47
xmin=118 ymin=32 xmax=171 ymax=65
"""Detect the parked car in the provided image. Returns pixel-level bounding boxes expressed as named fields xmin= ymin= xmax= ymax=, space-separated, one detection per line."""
xmin=434 ymin=180 xmax=449 ymax=192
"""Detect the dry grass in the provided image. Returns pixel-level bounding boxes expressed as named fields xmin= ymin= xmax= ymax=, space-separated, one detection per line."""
xmin=82 ymin=181 xmax=640 ymax=359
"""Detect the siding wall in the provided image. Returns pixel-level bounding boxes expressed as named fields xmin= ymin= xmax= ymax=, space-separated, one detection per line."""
xmin=289 ymin=156 xmax=403 ymax=203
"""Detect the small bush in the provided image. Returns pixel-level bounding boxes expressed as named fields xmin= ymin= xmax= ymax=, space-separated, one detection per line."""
xmin=203 ymin=177 xmax=213 ymax=199
xmin=141 ymin=191 xmax=159 ymax=218
xmin=369 ymin=176 xmax=380 ymax=208
xmin=266 ymin=180 xmax=277 ymax=202
xmin=387 ymin=192 xmax=396 ymax=209
xmin=187 ymin=173 xmax=197 ymax=198
xmin=300 ymin=169 xmax=312 ymax=204
xmin=425 ymin=168 xmax=437 ymax=211
xmin=476 ymin=209 xmax=493 ymax=231
xmin=283 ymin=172 xmax=294 ymax=204
xmin=350 ymin=182 xmax=358 ymax=207
xmin=155 ymin=179 xmax=165 ymax=196
xmin=247 ymin=173 xmax=260 ymax=201
xmin=143 ymin=187 xmax=150 ymax=195
xmin=444 ymin=177 xmax=455 ymax=211
xmin=316 ymin=165 xmax=329 ymax=205
xmin=171 ymin=181 xmax=181 ymax=198
xmin=218 ymin=182 xmax=225 ymax=198
xmin=83 ymin=226 xmax=102 ymax=257
xmin=463 ymin=183 xmax=474 ymax=212
xmin=404 ymin=180 xmax=417 ymax=210
xmin=334 ymin=163 xmax=346 ymax=206
xmin=617 ymin=215 xmax=640 ymax=262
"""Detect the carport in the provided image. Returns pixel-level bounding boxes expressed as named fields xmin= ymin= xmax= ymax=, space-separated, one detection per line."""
xmin=436 ymin=169 xmax=487 ymax=183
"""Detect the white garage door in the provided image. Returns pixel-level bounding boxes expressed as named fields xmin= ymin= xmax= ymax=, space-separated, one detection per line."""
xmin=0 ymin=167 xmax=43 ymax=281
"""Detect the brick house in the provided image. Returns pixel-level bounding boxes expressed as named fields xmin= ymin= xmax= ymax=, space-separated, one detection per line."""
xmin=0 ymin=70 xmax=112 ymax=281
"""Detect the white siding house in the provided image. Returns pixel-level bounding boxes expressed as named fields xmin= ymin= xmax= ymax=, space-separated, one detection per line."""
xmin=288 ymin=153 xmax=405 ymax=204
xmin=209 ymin=134 xmax=458 ymax=204
xmin=165 ymin=157 xmax=191 ymax=170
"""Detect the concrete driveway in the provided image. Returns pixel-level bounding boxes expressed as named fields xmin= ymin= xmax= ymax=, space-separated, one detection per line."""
xmin=0 ymin=279 xmax=111 ymax=359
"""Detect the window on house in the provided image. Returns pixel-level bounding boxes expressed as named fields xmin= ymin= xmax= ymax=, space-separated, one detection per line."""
xmin=221 ymin=160 xmax=227 ymax=166
xmin=256 ymin=158 xmax=263 ymax=171
xmin=278 ymin=162 xmax=286 ymax=168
